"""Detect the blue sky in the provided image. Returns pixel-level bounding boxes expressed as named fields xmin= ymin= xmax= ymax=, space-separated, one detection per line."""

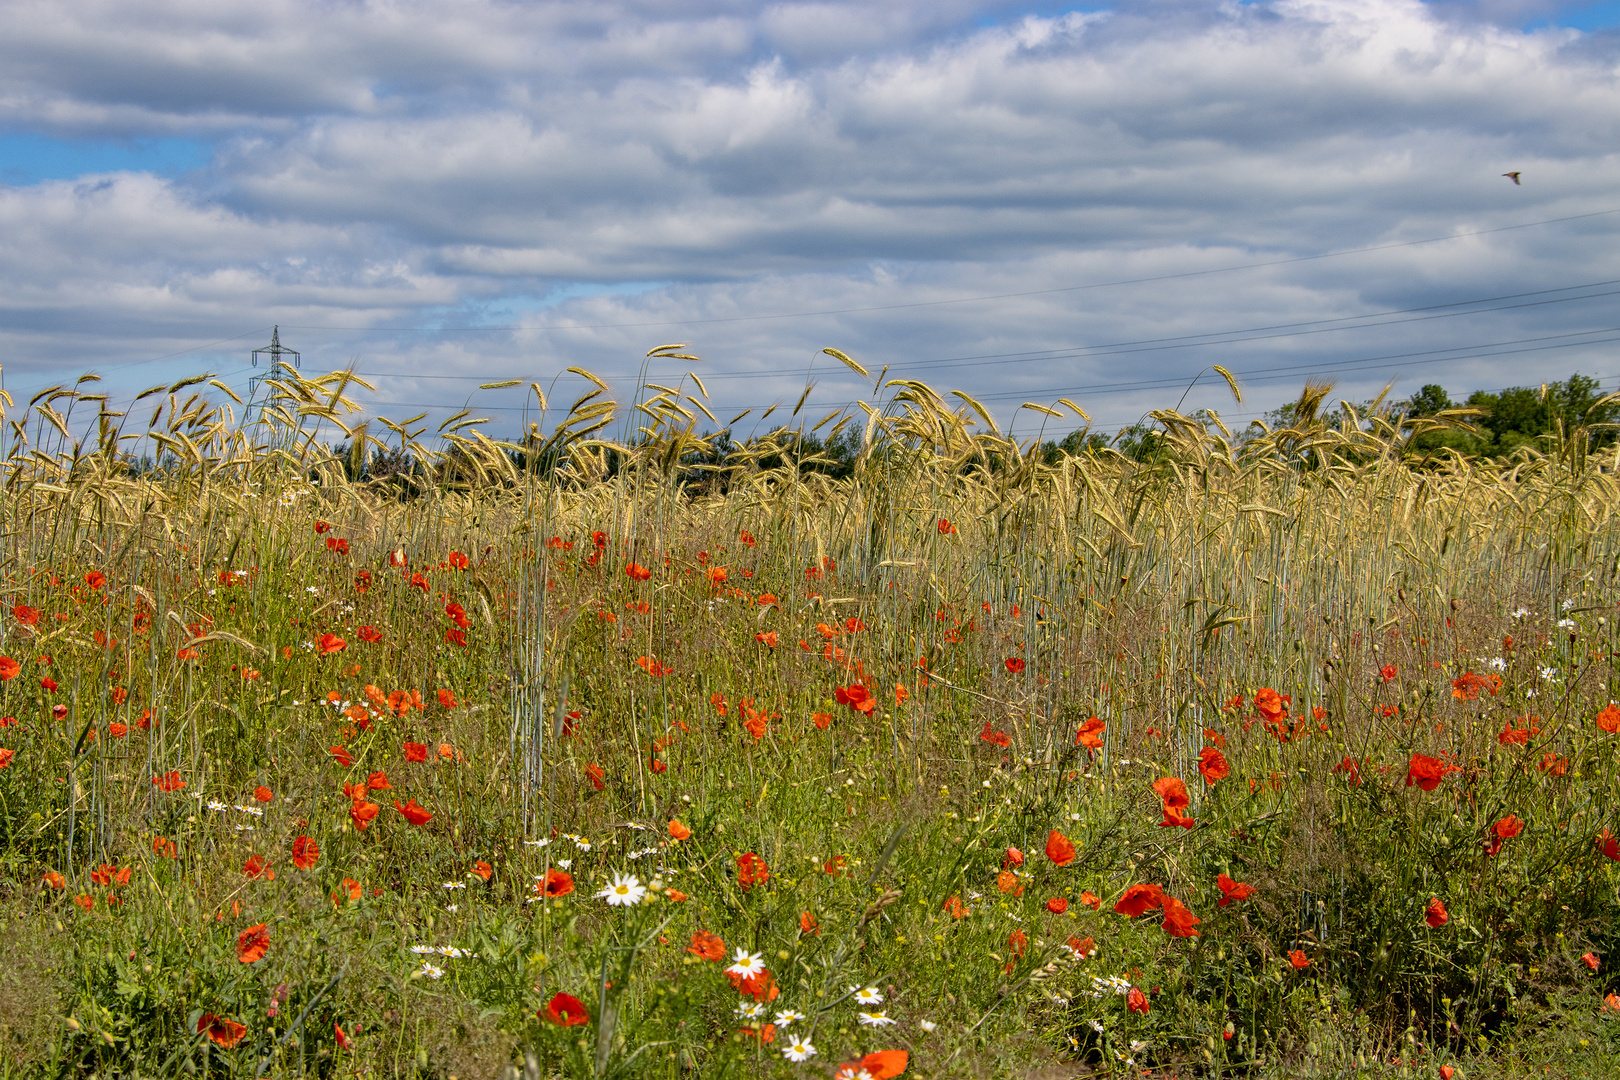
xmin=3 ymin=0 xmax=1620 ymax=438
xmin=0 ymin=135 xmax=210 ymax=185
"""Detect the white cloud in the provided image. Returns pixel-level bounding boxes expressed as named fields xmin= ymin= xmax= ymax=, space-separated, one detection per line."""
xmin=1 ymin=0 xmax=1618 ymax=435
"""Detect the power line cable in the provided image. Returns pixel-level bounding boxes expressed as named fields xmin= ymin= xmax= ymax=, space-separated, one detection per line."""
xmin=334 ymin=277 xmax=1620 ymax=385
xmin=274 ymin=206 xmax=1620 ymax=333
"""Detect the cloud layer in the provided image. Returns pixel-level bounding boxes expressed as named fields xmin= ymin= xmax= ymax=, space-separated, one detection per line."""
xmin=3 ymin=0 xmax=1619 ymax=436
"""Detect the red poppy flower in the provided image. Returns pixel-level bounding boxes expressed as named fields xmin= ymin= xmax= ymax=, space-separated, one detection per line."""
xmin=394 ymin=799 xmax=432 ymax=826
xmin=448 ymin=550 xmax=470 ymax=569
xmin=12 ymin=605 xmax=38 ymax=626
xmin=1598 ymin=703 xmax=1620 ymax=734
xmin=40 ymin=676 xmax=58 ymax=693
xmin=316 ymin=633 xmax=346 ymax=655
xmin=1160 ymin=895 xmax=1201 ymax=937
xmin=1074 ymin=716 xmax=1105 ymax=749
xmin=1153 ymin=776 xmax=1190 ymax=810
xmin=1004 ymin=657 xmax=1026 ymax=674
xmin=687 ymin=931 xmax=725 ymax=960
xmin=0 ymin=748 xmax=12 ymax=769
xmin=996 ymin=870 xmax=1023 ymax=896
xmin=584 ymin=762 xmax=605 ymax=790
xmin=403 ymin=741 xmax=428 ymax=763
xmin=1001 ymin=847 xmax=1024 ymax=869
xmin=73 ymin=894 xmax=94 ymax=910
xmin=668 ymin=819 xmax=691 ymax=840
xmin=0 ymin=656 xmax=18 ymax=681
xmin=543 ymin=869 xmax=574 ymax=897
xmin=472 ymin=860 xmax=492 ymax=881
xmin=252 ymin=785 xmax=273 ymax=803
xmin=292 ymin=836 xmax=320 ymax=869
xmin=1126 ymin=987 xmax=1149 ymax=1014
xmin=237 ymin=923 xmax=270 ymax=964
xmin=1379 ymin=664 xmax=1397 ymax=682
xmin=1114 ymin=883 xmax=1164 ymax=917
xmin=839 ymin=1050 xmax=906 ymax=1079
xmin=1253 ymin=687 xmax=1286 ymax=721
xmin=1159 ymin=805 xmax=1196 ymax=829
xmin=1198 ymin=746 xmax=1230 ymax=783
xmin=1492 ymin=815 xmax=1524 ymax=842
xmin=1046 ymin=896 xmax=1069 ymax=914
xmin=1498 ymin=717 xmax=1540 ymax=745
xmin=356 ymin=625 xmax=382 ymax=643
xmin=328 ymin=745 xmax=354 ymax=768
xmin=835 ymin=684 xmax=876 ymax=715
xmin=243 ymin=855 xmax=273 ymax=880
xmin=1406 ymin=753 xmax=1457 ymax=792
xmin=1332 ymin=756 xmax=1362 ymax=785
xmin=1078 ymin=891 xmax=1101 ymax=910
xmin=943 ymin=894 xmax=970 ymax=918
xmin=800 ymin=911 xmax=819 ymax=935
xmin=367 ymin=771 xmax=391 ymax=791
xmin=1583 ymin=952 xmax=1600 ymax=972
xmin=196 ymin=1014 xmax=247 ymax=1048
xmin=544 ymin=992 xmax=590 ymax=1027
xmin=84 ymin=571 xmax=107 ymax=590
xmin=436 ymin=688 xmax=458 ymax=709
xmin=152 ymin=770 xmax=185 ymax=792
xmin=625 ymin=562 xmax=652 ymax=582
xmin=737 ymin=851 xmax=770 ymax=891
xmin=1216 ymin=872 xmax=1256 ymax=907
xmin=980 ymin=723 xmax=1010 ymax=747
xmin=1451 ymin=671 xmax=1500 ymax=700
xmin=1425 ymin=897 xmax=1449 ymax=928
xmin=350 ymin=800 xmax=380 ymax=830
xmin=937 ymin=518 xmax=956 ymax=535
xmin=1288 ymin=949 xmax=1310 ymax=969
xmin=1045 ymin=829 xmax=1077 ymax=866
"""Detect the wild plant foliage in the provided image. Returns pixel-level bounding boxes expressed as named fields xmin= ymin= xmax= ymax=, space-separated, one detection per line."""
xmin=2 ymin=357 xmax=1620 ymax=1077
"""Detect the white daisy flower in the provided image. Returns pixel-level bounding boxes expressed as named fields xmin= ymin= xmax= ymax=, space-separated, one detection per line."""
xmin=445 ymin=904 xmax=458 ymax=912
xmin=418 ymin=962 xmax=444 ymax=979
xmin=858 ymin=1011 xmax=896 ymax=1027
xmin=726 ymin=949 xmax=766 ymax=978
xmin=917 ymin=1019 xmax=938 ymax=1032
xmin=596 ymin=873 xmax=646 ymax=907
xmin=442 ymin=881 xmax=467 ymax=890
xmin=206 ymin=800 xmax=229 ymax=812
xmin=735 ymin=1001 xmax=765 ymax=1019
xmin=852 ymin=986 xmax=884 ymax=1005
xmin=1513 ymin=607 xmax=1532 ymax=619
xmin=781 ymin=1039 xmax=817 ymax=1062
xmin=773 ymin=1009 xmax=805 ymax=1028
xmin=1557 ymin=618 xmax=1576 ymax=631
xmin=233 ymin=805 xmax=264 ymax=816
xmin=522 ymin=838 xmax=551 ymax=847
xmin=556 ymin=859 xmax=572 ymax=870
xmin=1487 ymin=657 xmax=1507 ymax=671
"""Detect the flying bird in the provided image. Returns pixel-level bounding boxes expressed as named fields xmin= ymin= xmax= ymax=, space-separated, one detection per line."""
xmin=1503 ymin=171 xmax=1521 ymax=185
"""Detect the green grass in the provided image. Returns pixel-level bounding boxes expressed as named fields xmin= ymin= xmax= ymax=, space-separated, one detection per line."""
xmin=0 ymin=365 xmax=1619 ymax=1077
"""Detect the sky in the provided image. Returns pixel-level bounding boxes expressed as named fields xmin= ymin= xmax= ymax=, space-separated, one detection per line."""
xmin=3 ymin=0 xmax=1620 ymax=442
